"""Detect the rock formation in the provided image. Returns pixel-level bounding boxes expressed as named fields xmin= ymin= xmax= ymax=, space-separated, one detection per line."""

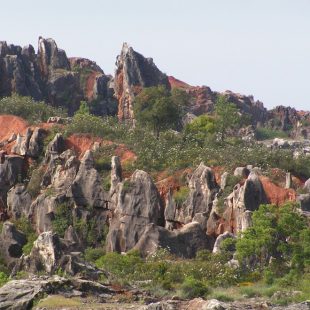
xmin=0 ymin=37 xmax=116 ymax=115
xmin=114 ymin=43 xmax=170 ymax=121
xmin=106 ymin=169 xmax=164 ymax=253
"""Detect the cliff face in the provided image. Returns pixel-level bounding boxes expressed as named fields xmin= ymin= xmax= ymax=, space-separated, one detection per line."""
xmin=0 ymin=37 xmax=116 ymax=115
xmin=169 ymin=76 xmax=268 ymax=126
xmin=114 ymin=43 xmax=170 ymax=121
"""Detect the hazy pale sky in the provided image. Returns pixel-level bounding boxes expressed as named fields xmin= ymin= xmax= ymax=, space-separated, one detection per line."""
xmin=1 ymin=0 xmax=309 ymax=110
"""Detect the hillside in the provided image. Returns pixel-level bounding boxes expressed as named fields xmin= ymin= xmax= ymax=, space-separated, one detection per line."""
xmin=0 ymin=38 xmax=309 ymax=310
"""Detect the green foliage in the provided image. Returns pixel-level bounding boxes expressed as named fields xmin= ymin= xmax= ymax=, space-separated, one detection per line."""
xmin=122 ymin=179 xmax=134 ymax=193
xmin=236 ymin=203 xmax=309 ymax=275
xmin=0 ymin=272 xmax=8 ymax=287
xmin=95 ymin=248 xmax=237 ymax=296
xmin=220 ymin=238 xmax=237 ymax=253
xmin=256 ymin=127 xmax=289 ymax=140
xmin=134 ymin=86 xmax=185 ymax=138
xmin=14 ymin=217 xmax=37 ymax=255
xmin=27 ymin=167 xmax=44 ymax=198
xmin=84 ymin=247 xmax=106 ymax=263
xmin=185 ymin=114 xmax=216 ymax=142
xmin=94 ymin=157 xmax=111 ymax=173
xmin=181 ymin=276 xmax=210 ymax=299
xmin=214 ymin=95 xmax=243 ymax=140
xmin=52 ymin=203 xmax=73 ymax=238
xmin=76 ymin=101 xmax=90 ymax=115
xmin=0 ymin=94 xmax=66 ymax=123
xmin=173 ymin=186 xmax=190 ymax=206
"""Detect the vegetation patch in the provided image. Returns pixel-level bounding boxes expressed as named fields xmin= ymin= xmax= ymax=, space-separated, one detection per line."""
xmin=0 ymin=94 xmax=66 ymax=123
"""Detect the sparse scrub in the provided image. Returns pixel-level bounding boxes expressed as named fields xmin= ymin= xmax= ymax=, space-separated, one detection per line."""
xmin=0 ymin=94 xmax=66 ymax=123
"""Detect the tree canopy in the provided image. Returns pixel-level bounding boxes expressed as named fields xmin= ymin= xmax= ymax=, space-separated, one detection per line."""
xmin=214 ymin=95 xmax=243 ymax=140
xmin=134 ymin=86 xmax=187 ymax=138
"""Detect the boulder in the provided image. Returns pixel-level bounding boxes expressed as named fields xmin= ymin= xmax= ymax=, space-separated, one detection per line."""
xmin=134 ymin=222 xmax=212 ymax=258
xmin=187 ymin=298 xmax=229 ymax=310
xmin=106 ymin=169 xmax=164 ymax=253
xmin=0 ymin=276 xmax=115 ymax=310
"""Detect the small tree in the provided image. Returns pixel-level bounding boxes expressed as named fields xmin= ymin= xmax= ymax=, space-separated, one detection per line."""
xmin=214 ymin=95 xmax=242 ymax=140
xmin=134 ymin=86 xmax=184 ymax=138
xmin=76 ymin=101 xmax=90 ymax=115
xmin=185 ymin=114 xmax=216 ymax=143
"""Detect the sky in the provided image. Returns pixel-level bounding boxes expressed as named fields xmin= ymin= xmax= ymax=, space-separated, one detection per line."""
xmin=1 ymin=0 xmax=309 ymax=110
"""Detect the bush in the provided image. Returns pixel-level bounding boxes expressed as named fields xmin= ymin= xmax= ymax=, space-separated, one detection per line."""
xmin=52 ymin=203 xmax=73 ymax=238
xmin=180 ymin=276 xmax=210 ymax=299
xmin=255 ymin=127 xmax=289 ymax=140
xmin=173 ymin=186 xmax=190 ymax=206
xmin=0 ymin=94 xmax=66 ymax=123
xmin=27 ymin=167 xmax=44 ymax=198
xmin=14 ymin=217 xmax=37 ymax=255
xmin=84 ymin=247 xmax=106 ymax=263
xmin=0 ymin=272 xmax=8 ymax=287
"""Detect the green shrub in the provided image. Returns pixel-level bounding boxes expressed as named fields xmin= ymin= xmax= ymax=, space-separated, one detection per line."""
xmin=180 ymin=276 xmax=210 ymax=299
xmin=173 ymin=187 xmax=190 ymax=206
xmin=52 ymin=203 xmax=73 ymax=238
xmin=0 ymin=272 xmax=8 ymax=287
xmin=84 ymin=247 xmax=106 ymax=263
xmin=255 ymin=127 xmax=289 ymax=140
xmin=211 ymin=292 xmax=234 ymax=302
xmin=13 ymin=217 xmax=37 ymax=255
xmin=240 ymin=286 xmax=259 ymax=298
xmin=0 ymin=94 xmax=66 ymax=123
xmin=27 ymin=167 xmax=44 ymax=198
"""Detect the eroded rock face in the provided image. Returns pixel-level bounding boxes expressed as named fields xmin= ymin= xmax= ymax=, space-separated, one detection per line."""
xmin=68 ymin=150 xmax=108 ymax=208
xmin=212 ymin=231 xmax=235 ymax=253
xmin=7 ymin=185 xmax=32 ymax=220
xmin=208 ymin=171 xmax=267 ymax=235
xmin=0 ymin=155 xmax=25 ymax=206
xmin=115 ymin=43 xmax=170 ymax=121
xmin=106 ymin=169 xmax=164 ymax=253
xmin=177 ymin=163 xmax=219 ymax=227
xmin=0 ymin=222 xmax=26 ymax=267
xmin=134 ymin=222 xmax=212 ymax=258
xmin=24 ymin=231 xmax=62 ymax=273
xmin=168 ymin=76 xmax=268 ymax=125
xmin=0 ymin=276 xmax=115 ymax=310
xmin=11 ymin=127 xmax=45 ymax=158
xmin=0 ymin=37 xmax=116 ymax=116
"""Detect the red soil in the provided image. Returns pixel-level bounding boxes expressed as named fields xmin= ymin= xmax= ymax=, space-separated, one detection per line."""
xmin=0 ymin=115 xmax=29 ymax=141
xmin=260 ymin=176 xmax=296 ymax=205
xmin=66 ymin=134 xmax=102 ymax=158
xmin=66 ymin=134 xmax=137 ymax=165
